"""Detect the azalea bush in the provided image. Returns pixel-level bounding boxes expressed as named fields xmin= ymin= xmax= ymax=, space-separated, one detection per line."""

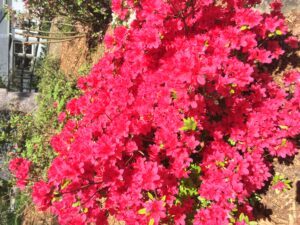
xmin=10 ymin=0 xmax=300 ymax=224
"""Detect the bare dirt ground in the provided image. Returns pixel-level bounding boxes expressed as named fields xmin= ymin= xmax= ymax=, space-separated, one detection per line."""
xmin=256 ymin=11 xmax=300 ymax=225
xmin=256 ymin=155 xmax=300 ymax=225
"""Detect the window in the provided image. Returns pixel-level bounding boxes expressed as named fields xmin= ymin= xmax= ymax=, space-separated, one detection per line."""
xmin=14 ymin=42 xmax=23 ymax=54
xmin=15 ymin=56 xmax=33 ymax=71
xmin=14 ymin=42 xmax=33 ymax=55
xmin=25 ymin=45 xmax=33 ymax=54
xmin=14 ymin=41 xmax=35 ymax=72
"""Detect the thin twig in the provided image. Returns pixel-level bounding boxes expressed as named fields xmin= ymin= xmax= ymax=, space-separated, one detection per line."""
xmin=23 ymin=38 xmax=84 ymax=45
xmin=36 ymin=30 xmax=85 ymax=34
xmin=15 ymin=32 xmax=86 ymax=40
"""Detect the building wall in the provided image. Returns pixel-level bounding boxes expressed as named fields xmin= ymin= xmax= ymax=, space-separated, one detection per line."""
xmin=12 ymin=0 xmax=25 ymax=13
xmin=0 ymin=0 xmax=45 ymax=90
xmin=0 ymin=0 xmax=10 ymax=85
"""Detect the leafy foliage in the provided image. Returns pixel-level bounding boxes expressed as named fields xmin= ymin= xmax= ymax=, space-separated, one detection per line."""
xmin=271 ymin=173 xmax=292 ymax=192
xmin=25 ymin=0 xmax=111 ymax=33
xmin=5 ymin=58 xmax=81 ymax=178
xmin=4 ymin=57 xmax=80 ymax=223
xmin=0 ymin=180 xmax=23 ymax=225
xmin=180 ymin=117 xmax=198 ymax=132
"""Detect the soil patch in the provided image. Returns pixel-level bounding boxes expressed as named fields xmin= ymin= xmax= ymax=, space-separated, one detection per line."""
xmin=256 ymin=11 xmax=300 ymax=225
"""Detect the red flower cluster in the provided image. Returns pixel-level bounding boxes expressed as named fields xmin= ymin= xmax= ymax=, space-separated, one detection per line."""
xmin=29 ymin=0 xmax=300 ymax=224
xmin=9 ymin=158 xmax=31 ymax=190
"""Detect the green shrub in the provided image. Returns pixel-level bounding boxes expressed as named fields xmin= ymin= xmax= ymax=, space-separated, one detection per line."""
xmin=20 ymin=57 xmax=81 ymax=177
xmin=0 ymin=57 xmax=80 ymax=223
xmin=27 ymin=0 xmax=111 ymax=33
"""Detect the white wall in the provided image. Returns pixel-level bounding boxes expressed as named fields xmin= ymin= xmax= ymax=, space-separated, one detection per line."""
xmin=0 ymin=0 xmax=10 ymax=84
xmin=12 ymin=0 xmax=25 ymax=13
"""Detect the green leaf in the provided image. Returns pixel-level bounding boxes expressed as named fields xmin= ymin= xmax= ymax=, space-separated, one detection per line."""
xmin=147 ymin=192 xmax=155 ymax=200
xmin=171 ymin=90 xmax=177 ymax=100
xmin=62 ymin=180 xmax=71 ymax=190
xmin=198 ymin=196 xmax=211 ymax=208
xmin=216 ymin=161 xmax=226 ymax=168
xmin=53 ymin=191 xmax=60 ymax=197
xmin=275 ymin=29 xmax=282 ymax=35
xmin=51 ymin=196 xmax=62 ymax=203
xmin=239 ymin=213 xmax=245 ymax=221
xmin=240 ymin=25 xmax=249 ymax=31
xmin=138 ymin=208 xmax=147 ymax=215
xmin=180 ymin=117 xmax=197 ymax=131
xmin=279 ymin=125 xmax=288 ymax=130
xmin=281 ymin=138 xmax=287 ymax=147
xmin=82 ymin=208 xmax=89 ymax=213
xmin=232 ymin=207 xmax=238 ymax=212
xmin=285 ymin=181 xmax=292 ymax=189
xmin=268 ymin=32 xmax=275 ymax=38
xmin=245 ymin=215 xmax=249 ymax=223
xmin=149 ymin=218 xmax=155 ymax=225
xmin=72 ymin=201 xmax=80 ymax=208
xmin=249 ymin=221 xmax=258 ymax=225
xmin=190 ymin=163 xmax=201 ymax=174
xmin=77 ymin=0 xmax=83 ymax=6
xmin=228 ymin=138 xmax=236 ymax=146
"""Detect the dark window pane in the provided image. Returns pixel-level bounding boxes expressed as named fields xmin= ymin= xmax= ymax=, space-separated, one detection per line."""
xmin=15 ymin=56 xmax=23 ymax=69
xmin=24 ymin=58 xmax=32 ymax=70
xmin=14 ymin=42 xmax=23 ymax=54
xmin=25 ymin=45 xmax=32 ymax=54
xmin=15 ymin=56 xmax=32 ymax=71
